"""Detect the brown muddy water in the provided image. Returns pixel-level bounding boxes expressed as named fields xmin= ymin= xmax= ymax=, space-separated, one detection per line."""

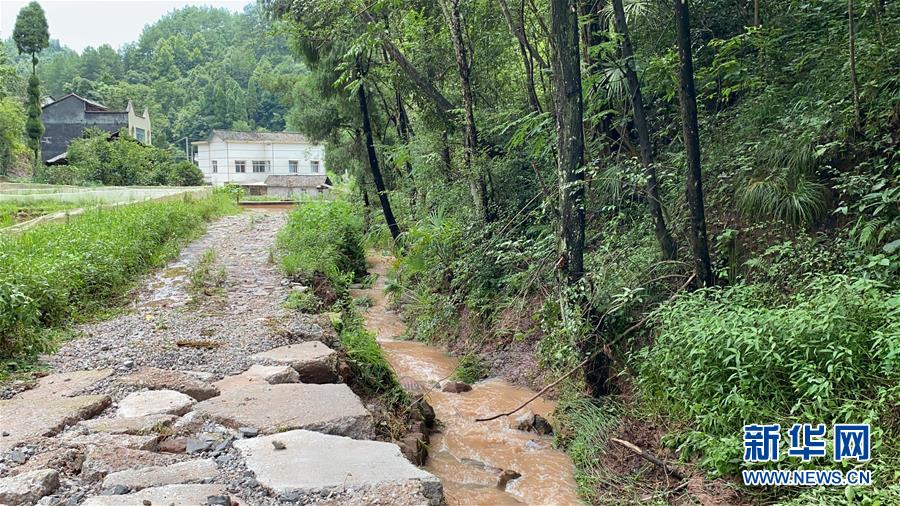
xmin=355 ymin=253 xmax=582 ymax=505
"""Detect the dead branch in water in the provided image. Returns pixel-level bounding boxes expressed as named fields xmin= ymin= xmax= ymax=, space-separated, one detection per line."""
xmin=474 ymin=274 xmax=695 ymax=423
xmin=610 ymin=437 xmax=685 ymax=480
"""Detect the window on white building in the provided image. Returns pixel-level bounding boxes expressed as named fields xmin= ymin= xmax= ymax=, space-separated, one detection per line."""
xmin=253 ymin=161 xmax=269 ymax=173
xmin=235 ymin=161 xmax=246 ymax=173
xmin=288 ymin=160 xmax=298 ymax=173
xmin=310 ymin=160 xmax=320 ymax=173
xmin=212 ymin=160 xmax=218 ymax=173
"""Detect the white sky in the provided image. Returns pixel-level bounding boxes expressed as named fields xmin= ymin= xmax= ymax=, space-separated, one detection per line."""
xmin=0 ymin=0 xmax=250 ymax=52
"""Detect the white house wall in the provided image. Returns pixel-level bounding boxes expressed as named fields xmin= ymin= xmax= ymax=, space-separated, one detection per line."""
xmin=195 ymin=138 xmax=326 ymax=185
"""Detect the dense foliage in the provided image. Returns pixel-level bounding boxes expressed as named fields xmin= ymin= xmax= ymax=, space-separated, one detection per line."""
xmin=34 ymin=130 xmax=203 ymax=186
xmin=0 ymin=194 xmax=237 ymax=359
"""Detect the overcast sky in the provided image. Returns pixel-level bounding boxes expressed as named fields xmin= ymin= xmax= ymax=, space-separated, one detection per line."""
xmin=1 ymin=0 xmax=249 ymax=52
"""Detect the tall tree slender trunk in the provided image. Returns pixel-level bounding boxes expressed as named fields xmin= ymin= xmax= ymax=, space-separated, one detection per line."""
xmin=673 ymin=0 xmax=713 ymax=287
xmin=356 ymin=76 xmax=401 ymax=241
xmin=753 ymin=0 xmax=760 ymax=26
xmin=612 ymin=0 xmax=677 ymax=260
xmin=549 ymin=0 xmax=586 ymax=285
xmin=848 ymin=0 xmax=862 ymax=130
xmin=498 ymin=0 xmax=543 ymax=112
xmin=442 ymin=0 xmax=491 ymax=222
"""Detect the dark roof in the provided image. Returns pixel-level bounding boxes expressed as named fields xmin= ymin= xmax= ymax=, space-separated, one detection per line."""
xmin=265 ymin=175 xmax=332 ymax=188
xmin=209 ymin=130 xmax=313 ymax=143
xmin=41 ymin=93 xmax=109 ymax=111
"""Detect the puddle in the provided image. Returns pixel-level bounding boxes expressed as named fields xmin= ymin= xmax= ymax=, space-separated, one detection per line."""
xmin=358 ymin=254 xmax=582 ymax=505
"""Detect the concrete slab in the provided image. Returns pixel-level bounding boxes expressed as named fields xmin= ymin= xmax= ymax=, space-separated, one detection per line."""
xmin=0 ymin=469 xmax=60 ymax=506
xmin=192 ymin=383 xmax=372 ymax=439
xmin=80 ymin=484 xmax=226 ymax=506
xmin=119 ymin=367 xmax=219 ymax=401
xmin=213 ymin=364 xmax=299 ymax=391
xmin=116 ymin=390 xmax=195 ymax=418
xmin=0 ymin=395 xmax=111 ymax=452
xmin=101 ymin=459 xmax=218 ymax=491
xmin=60 ymin=432 xmax=160 ymax=451
xmin=251 ymin=341 xmax=338 ymax=383
xmin=81 ymin=446 xmax=182 ymax=482
xmin=77 ymin=414 xmax=177 ymax=435
xmin=17 ymin=369 xmax=113 ymax=400
xmin=234 ymin=430 xmax=442 ymax=505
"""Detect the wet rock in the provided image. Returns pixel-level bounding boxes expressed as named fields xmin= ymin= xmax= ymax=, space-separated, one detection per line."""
xmin=81 ymin=446 xmax=181 ymax=482
xmin=78 ymin=414 xmax=177 ymax=435
xmin=514 ymin=411 xmax=553 ymax=435
xmin=416 ymin=398 xmax=436 ymax=429
xmin=441 ymin=381 xmax=472 ymax=393
xmin=0 ymin=395 xmax=111 ymax=452
xmin=102 ymin=459 xmax=218 ymax=491
xmin=80 ymin=484 xmax=226 ymax=506
xmin=532 ymin=414 xmax=553 ymax=435
xmin=119 ymin=367 xmax=220 ymax=401
xmin=399 ymin=432 xmax=428 ymax=466
xmin=234 ymin=430 xmax=443 ymax=505
xmin=251 ymin=341 xmax=339 ymax=383
xmin=497 ymin=469 xmax=522 ymax=490
xmin=116 ymin=390 xmax=195 ymax=418
xmin=158 ymin=437 xmax=188 ymax=454
xmin=0 ymin=469 xmax=60 ymax=506
xmin=192 ymin=383 xmax=373 ymax=439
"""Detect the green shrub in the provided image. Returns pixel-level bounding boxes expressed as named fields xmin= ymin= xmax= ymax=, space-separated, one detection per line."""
xmin=277 ymin=200 xmax=366 ymax=289
xmin=0 ymin=194 xmax=237 ymax=359
xmin=336 ymin=309 xmax=406 ymax=407
xmin=169 ymin=161 xmax=204 ymax=186
xmin=283 ymin=290 xmax=321 ymax=313
xmin=452 ymin=352 xmax=488 ymax=384
xmin=637 ymin=274 xmax=900 ymax=474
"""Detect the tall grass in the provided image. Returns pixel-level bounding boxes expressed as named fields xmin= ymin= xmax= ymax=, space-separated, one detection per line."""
xmin=0 ymin=194 xmax=237 ymax=359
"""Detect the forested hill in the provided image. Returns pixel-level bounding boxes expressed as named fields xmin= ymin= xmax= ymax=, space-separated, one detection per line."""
xmin=3 ymin=4 xmax=304 ymax=147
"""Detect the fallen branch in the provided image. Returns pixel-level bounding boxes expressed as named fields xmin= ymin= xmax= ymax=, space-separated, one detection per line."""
xmin=610 ymin=437 xmax=685 ymax=480
xmin=474 ymin=273 xmax=696 ymax=423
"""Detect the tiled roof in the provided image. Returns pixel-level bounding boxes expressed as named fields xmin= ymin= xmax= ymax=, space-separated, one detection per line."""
xmin=41 ymin=93 xmax=109 ymax=111
xmin=264 ymin=175 xmax=332 ymax=188
xmin=211 ymin=130 xmax=313 ymax=143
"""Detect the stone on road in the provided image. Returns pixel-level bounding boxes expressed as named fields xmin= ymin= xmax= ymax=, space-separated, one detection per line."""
xmin=116 ymin=390 xmax=195 ymax=418
xmin=101 ymin=459 xmax=218 ymax=491
xmin=234 ymin=430 xmax=443 ymax=505
xmin=193 ymin=383 xmax=373 ymax=439
xmin=80 ymin=484 xmax=227 ymax=506
xmin=119 ymin=367 xmax=220 ymax=400
xmin=0 ymin=469 xmax=60 ymax=506
xmin=0 ymin=395 xmax=110 ymax=452
xmin=251 ymin=341 xmax=338 ymax=383
xmin=213 ymin=364 xmax=299 ymax=391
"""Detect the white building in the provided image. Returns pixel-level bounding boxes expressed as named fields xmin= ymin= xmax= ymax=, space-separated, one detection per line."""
xmin=192 ymin=130 xmax=331 ymax=197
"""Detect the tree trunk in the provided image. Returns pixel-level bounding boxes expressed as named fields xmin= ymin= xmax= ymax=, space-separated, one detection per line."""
xmin=442 ymin=0 xmax=491 ymax=222
xmin=753 ymin=0 xmax=760 ymax=26
xmin=498 ymin=0 xmax=543 ymax=112
xmin=673 ymin=0 xmax=713 ymax=287
xmin=549 ymin=0 xmax=586 ymax=285
xmin=356 ymin=76 xmax=401 ymax=241
xmin=611 ymin=0 xmax=677 ymax=260
xmin=848 ymin=0 xmax=862 ymax=130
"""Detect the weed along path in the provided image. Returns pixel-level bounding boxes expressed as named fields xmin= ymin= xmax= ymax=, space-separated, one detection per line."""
xmin=355 ymin=252 xmax=582 ymax=505
xmin=0 ymin=209 xmax=442 ymax=506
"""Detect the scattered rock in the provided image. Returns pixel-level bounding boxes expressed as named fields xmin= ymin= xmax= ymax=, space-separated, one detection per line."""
xmin=233 ymin=430 xmax=442 ymax=505
xmin=497 ymin=469 xmax=522 ymax=490
xmin=186 ymin=438 xmax=214 ymax=455
xmin=0 ymin=469 xmax=60 ymax=506
xmin=9 ymin=449 xmax=28 ymax=464
xmin=80 ymin=484 xmax=226 ymax=506
xmin=102 ymin=459 xmax=218 ymax=491
xmin=513 ymin=411 xmax=553 ymax=435
xmin=172 ymin=411 xmax=205 ymax=435
xmin=532 ymin=414 xmax=553 ymax=435
xmin=415 ymin=398 xmax=436 ymax=429
xmin=116 ymin=390 xmax=195 ymax=418
xmin=238 ymin=427 xmax=259 ymax=438
xmin=0 ymin=395 xmax=111 ymax=452
xmin=441 ymin=381 xmax=472 ymax=393
xmin=157 ymin=437 xmax=188 ymax=454
xmin=122 ymin=359 xmax=135 ymax=369
xmin=78 ymin=415 xmax=177 ymax=435
xmin=120 ymin=367 xmax=220 ymax=401
xmin=192 ymin=383 xmax=373 ymax=439
xmin=399 ymin=432 xmax=428 ymax=466
xmin=250 ymin=341 xmax=339 ymax=383
xmin=61 ymin=432 xmax=160 ymax=451
xmin=101 ymin=484 xmax=130 ymax=495
xmin=206 ymin=495 xmax=231 ymax=505
xmin=271 ymin=440 xmax=286 ymax=450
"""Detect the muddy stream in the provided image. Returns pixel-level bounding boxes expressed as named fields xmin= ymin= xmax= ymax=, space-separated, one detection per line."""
xmin=355 ymin=253 xmax=581 ymax=505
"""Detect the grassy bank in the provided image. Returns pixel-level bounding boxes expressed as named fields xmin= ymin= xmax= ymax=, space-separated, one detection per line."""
xmin=0 ymin=199 xmax=85 ymax=228
xmin=0 ymin=194 xmax=238 ymax=364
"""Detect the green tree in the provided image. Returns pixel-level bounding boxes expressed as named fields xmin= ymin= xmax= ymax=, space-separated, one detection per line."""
xmin=13 ymin=1 xmax=50 ymax=164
